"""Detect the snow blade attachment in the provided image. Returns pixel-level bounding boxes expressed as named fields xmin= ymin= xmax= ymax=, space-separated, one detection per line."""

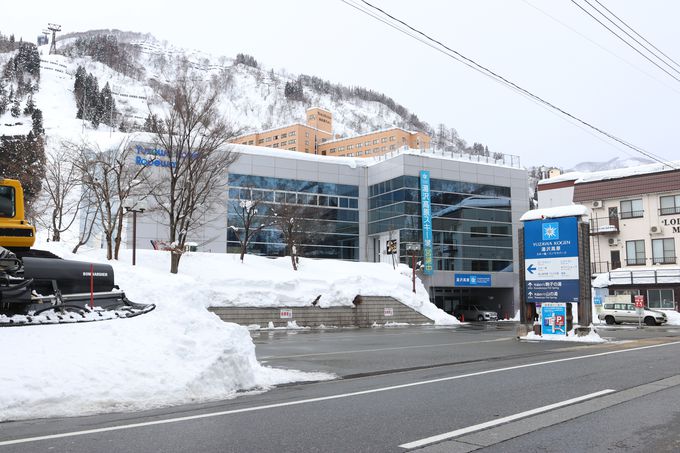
xmin=0 ymin=249 xmax=155 ymax=326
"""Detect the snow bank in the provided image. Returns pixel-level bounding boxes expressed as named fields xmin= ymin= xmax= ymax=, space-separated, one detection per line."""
xmin=1 ymin=237 xmax=456 ymax=421
xmin=520 ymin=327 xmax=606 ymax=343
xmin=87 ymin=245 xmax=457 ymax=325
xmin=0 ymin=240 xmax=334 ymax=422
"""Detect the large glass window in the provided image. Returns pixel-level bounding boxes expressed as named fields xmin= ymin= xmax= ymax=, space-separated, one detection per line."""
xmin=647 ymin=289 xmax=675 ymax=309
xmin=620 ymin=199 xmax=643 ymax=219
xmin=652 ymin=238 xmax=676 ymax=264
xmin=625 ymin=240 xmax=646 ymax=265
xmin=660 ymin=195 xmax=680 ymax=215
xmin=227 ymin=174 xmax=359 ymax=260
xmin=369 ymin=176 xmax=513 ymax=272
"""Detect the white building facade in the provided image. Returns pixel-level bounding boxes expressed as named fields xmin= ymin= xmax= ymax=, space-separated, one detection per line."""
xmin=538 ymin=162 xmax=680 ymax=310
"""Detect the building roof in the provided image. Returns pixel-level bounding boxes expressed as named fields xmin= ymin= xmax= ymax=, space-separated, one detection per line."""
xmin=520 ymin=205 xmax=589 ymax=221
xmin=228 ymin=144 xmax=525 ymax=170
xmin=538 ymin=161 xmax=680 ymax=186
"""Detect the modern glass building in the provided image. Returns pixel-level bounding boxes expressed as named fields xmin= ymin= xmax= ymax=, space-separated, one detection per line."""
xmin=129 ymin=145 xmax=528 ymax=315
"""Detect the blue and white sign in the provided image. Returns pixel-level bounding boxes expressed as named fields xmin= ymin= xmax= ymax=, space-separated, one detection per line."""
xmin=524 ymin=216 xmax=580 ymax=303
xmin=594 ymin=296 xmax=602 ymax=306
xmin=454 ymin=273 xmax=492 ymax=287
xmin=420 ymin=171 xmax=434 ymax=275
xmin=541 ymin=303 xmax=567 ymax=336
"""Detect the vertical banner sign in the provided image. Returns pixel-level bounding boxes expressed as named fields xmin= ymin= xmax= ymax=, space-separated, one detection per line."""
xmin=524 ymin=216 xmax=580 ymax=303
xmin=420 ymin=171 xmax=434 ymax=275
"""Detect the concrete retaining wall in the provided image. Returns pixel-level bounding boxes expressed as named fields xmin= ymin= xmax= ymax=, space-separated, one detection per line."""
xmin=208 ymin=296 xmax=432 ymax=328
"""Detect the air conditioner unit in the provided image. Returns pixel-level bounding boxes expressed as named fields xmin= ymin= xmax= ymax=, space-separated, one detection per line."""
xmin=650 ymin=225 xmax=662 ymax=234
xmin=608 ymin=238 xmax=619 ymax=246
xmin=592 ymin=200 xmax=604 ymax=209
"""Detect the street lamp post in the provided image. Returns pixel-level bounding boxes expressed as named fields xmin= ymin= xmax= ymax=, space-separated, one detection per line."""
xmin=124 ymin=199 xmax=146 ymax=266
xmin=406 ymin=243 xmax=421 ymax=293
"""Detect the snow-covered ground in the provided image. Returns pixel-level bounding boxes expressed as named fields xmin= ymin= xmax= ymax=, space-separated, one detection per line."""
xmin=0 ymin=238 xmax=456 ymax=422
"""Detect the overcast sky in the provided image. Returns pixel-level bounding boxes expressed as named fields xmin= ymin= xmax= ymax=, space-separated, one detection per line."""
xmin=4 ymin=0 xmax=680 ymax=168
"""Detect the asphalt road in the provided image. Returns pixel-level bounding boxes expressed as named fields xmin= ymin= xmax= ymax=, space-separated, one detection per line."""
xmin=2 ymin=323 xmax=680 ymax=452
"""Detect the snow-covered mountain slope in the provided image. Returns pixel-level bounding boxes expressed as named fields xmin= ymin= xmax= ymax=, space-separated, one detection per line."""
xmin=2 ymin=32 xmax=437 ymax=152
xmin=567 ymin=156 xmax=653 ymax=173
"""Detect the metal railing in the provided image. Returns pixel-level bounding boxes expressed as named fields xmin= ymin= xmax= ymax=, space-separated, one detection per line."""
xmin=590 ymin=215 xmax=619 ymax=234
xmin=373 ymin=147 xmax=522 ymax=168
xmin=620 ymin=210 xmax=644 ymax=219
xmin=652 ymin=256 xmax=677 ymax=265
xmin=591 ymin=261 xmax=620 ymax=274
xmin=608 ymin=268 xmax=680 ymax=285
xmin=625 ymin=258 xmax=647 ymax=266
xmin=659 ymin=206 xmax=680 ymax=215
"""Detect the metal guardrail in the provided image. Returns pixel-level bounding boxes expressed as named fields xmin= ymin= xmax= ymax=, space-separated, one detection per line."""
xmin=373 ymin=147 xmax=522 ymax=168
xmin=590 ymin=215 xmax=619 ymax=234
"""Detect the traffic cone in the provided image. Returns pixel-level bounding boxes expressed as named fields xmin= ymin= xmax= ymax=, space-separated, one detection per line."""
xmin=461 ymin=314 xmax=464 ymax=322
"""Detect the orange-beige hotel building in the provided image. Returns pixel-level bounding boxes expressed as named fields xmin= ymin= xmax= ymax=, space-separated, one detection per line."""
xmin=232 ymin=107 xmax=431 ymax=157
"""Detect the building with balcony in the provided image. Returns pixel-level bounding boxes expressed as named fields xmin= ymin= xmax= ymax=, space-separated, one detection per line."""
xmin=231 ymin=107 xmax=430 ymax=157
xmin=537 ymin=161 xmax=680 ymax=310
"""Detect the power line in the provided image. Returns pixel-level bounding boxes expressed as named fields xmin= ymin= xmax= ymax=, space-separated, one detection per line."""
xmin=592 ymin=0 xmax=680 ymax=72
xmin=342 ymin=0 xmax=676 ymax=169
xmin=570 ymin=0 xmax=680 ymax=83
xmin=520 ymin=0 xmax=680 ymax=97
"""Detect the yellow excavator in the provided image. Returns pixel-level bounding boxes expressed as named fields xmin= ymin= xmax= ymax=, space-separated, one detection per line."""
xmin=0 ymin=178 xmax=154 ymax=325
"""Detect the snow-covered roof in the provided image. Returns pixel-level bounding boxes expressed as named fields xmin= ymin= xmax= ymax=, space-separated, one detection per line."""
xmin=520 ymin=205 xmax=589 ymax=221
xmin=537 ymin=171 xmax=584 ymax=185
xmin=539 ymin=161 xmax=680 ymax=186
xmin=593 ymin=266 xmax=680 ymax=288
xmin=575 ymin=160 xmax=680 ymax=183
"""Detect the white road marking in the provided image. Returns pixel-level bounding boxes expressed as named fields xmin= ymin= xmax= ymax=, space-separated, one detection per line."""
xmin=398 ymin=389 xmax=616 ymax=449
xmin=260 ymin=337 xmax=511 ymax=359
xmin=2 ymin=340 xmax=679 ymax=447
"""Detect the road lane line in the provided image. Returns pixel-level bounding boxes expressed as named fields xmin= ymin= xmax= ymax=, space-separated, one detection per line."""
xmin=398 ymin=389 xmax=615 ymax=449
xmin=2 ymin=340 xmax=679 ymax=447
xmin=260 ymin=337 xmax=511 ymax=359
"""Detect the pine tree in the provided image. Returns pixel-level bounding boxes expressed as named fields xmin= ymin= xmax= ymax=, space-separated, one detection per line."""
xmin=31 ymin=108 xmax=43 ymax=135
xmin=23 ymin=94 xmax=35 ymax=115
xmin=74 ymin=65 xmax=87 ymax=119
xmin=0 ymin=79 xmax=7 ymax=115
xmin=0 ymin=134 xmax=46 ymax=210
xmin=99 ymin=82 xmax=116 ymax=126
xmin=10 ymin=98 xmax=20 ymax=117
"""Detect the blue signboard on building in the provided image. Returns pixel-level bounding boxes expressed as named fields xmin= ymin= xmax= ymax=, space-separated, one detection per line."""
xmin=454 ymin=273 xmax=492 ymax=287
xmin=420 ymin=170 xmax=434 ymax=275
xmin=524 ymin=216 xmax=580 ymax=303
xmin=541 ymin=303 xmax=567 ymax=335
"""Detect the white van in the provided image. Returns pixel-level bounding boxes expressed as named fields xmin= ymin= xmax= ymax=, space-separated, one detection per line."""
xmin=598 ymin=303 xmax=667 ymax=326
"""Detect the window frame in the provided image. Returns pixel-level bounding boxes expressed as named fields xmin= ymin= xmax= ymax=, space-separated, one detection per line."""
xmin=625 ymin=239 xmax=646 ymax=265
xmin=620 ymin=199 xmax=643 ymax=219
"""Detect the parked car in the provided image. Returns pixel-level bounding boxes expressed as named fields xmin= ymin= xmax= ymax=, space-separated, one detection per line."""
xmin=598 ymin=303 xmax=668 ymax=326
xmin=453 ymin=304 xmax=498 ymax=322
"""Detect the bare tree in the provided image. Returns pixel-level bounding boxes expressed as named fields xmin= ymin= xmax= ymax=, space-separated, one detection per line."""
xmin=34 ymin=145 xmax=83 ymax=242
xmin=148 ymin=75 xmax=239 ymax=273
xmin=269 ymin=202 xmax=325 ymax=271
xmin=71 ymin=191 xmax=100 ymax=254
xmin=71 ymin=138 xmax=152 ymax=260
xmin=229 ymin=193 xmax=268 ymax=262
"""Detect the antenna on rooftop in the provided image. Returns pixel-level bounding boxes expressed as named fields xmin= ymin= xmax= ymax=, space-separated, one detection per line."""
xmin=47 ymin=23 xmax=61 ymax=54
